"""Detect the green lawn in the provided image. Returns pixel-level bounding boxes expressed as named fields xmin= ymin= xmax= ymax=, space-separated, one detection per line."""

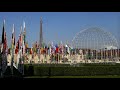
xmin=24 ymin=75 xmax=120 ymax=78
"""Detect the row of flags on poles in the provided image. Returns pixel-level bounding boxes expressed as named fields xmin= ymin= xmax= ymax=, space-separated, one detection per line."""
xmin=0 ymin=19 xmax=120 ymax=67
xmin=1 ymin=20 xmax=7 ymax=55
xmin=0 ymin=20 xmax=73 ymax=58
xmin=27 ymin=41 xmax=72 ymax=55
xmin=0 ymin=20 xmax=27 ymax=60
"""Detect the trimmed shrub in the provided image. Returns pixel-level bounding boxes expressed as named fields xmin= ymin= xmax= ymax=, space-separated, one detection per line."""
xmin=51 ymin=67 xmax=64 ymax=76
xmin=34 ymin=66 xmax=49 ymax=76
xmin=24 ymin=64 xmax=120 ymax=76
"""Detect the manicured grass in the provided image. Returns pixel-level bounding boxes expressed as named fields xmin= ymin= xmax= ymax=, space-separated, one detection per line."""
xmin=50 ymin=76 xmax=120 ymax=78
xmin=24 ymin=75 xmax=120 ymax=78
xmin=24 ymin=76 xmax=49 ymax=78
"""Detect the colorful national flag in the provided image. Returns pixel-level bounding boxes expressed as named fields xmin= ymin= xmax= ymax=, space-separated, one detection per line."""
xmin=2 ymin=21 xmax=5 ymax=44
xmin=23 ymin=21 xmax=26 ymax=44
xmin=19 ymin=26 xmax=23 ymax=47
xmin=11 ymin=24 xmax=15 ymax=49
xmin=1 ymin=20 xmax=5 ymax=53
xmin=55 ymin=44 xmax=59 ymax=53
xmin=3 ymin=32 xmax=7 ymax=51
xmin=15 ymin=40 xmax=19 ymax=54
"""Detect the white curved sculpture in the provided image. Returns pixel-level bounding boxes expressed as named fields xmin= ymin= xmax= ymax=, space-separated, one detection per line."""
xmin=72 ymin=27 xmax=118 ymax=50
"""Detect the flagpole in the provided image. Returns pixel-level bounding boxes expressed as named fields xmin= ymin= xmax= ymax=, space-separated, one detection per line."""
xmin=11 ymin=47 xmax=14 ymax=76
xmin=11 ymin=46 xmax=14 ymax=76
xmin=0 ymin=20 xmax=5 ymax=77
xmin=22 ymin=21 xmax=26 ymax=76
xmin=1 ymin=20 xmax=8 ymax=76
xmin=0 ymin=49 xmax=3 ymax=77
xmin=11 ymin=24 xmax=15 ymax=76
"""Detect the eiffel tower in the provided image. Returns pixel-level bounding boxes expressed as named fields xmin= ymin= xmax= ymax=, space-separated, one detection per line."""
xmin=40 ymin=17 xmax=43 ymax=48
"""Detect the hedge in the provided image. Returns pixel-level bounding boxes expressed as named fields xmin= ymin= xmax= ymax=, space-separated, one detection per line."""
xmin=24 ymin=64 xmax=120 ymax=76
xmin=24 ymin=64 xmax=70 ymax=67
xmin=34 ymin=66 xmax=49 ymax=76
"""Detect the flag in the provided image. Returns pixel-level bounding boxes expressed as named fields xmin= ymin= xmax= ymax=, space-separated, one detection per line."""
xmin=15 ymin=40 xmax=19 ymax=54
xmin=2 ymin=20 xmax=5 ymax=44
xmin=34 ymin=42 xmax=37 ymax=53
xmin=1 ymin=20 xmax=5 ymax=53
xmin=30 ymin=47 xmax=33 ymax=54
xmin=35 ymin=41 xmax=38 ymax=48
xmin=49 ymin=46 xmax=51 ymax=55
xmin=23 ymin=21 xmax=26 ymax=44
xmin=22 ymin=34 xmax=25 ymax=55
xmin=67 ymin=44 xmax=71 ymax=54
xmin=17 ymin=26 xmax=23 ymax=66
xmin=25 ymin=41 xmax=28 ymax=48
xmin=65 ymin=44 xmax=68 ymax=54
xmin=3 ymin=32 xmax=7 ymax=51
xmin=51 ymin=47 xmax=55 ymax=54
xmin=59 ymin=41 xmax=63 ymax=54
xmin=55 ymin=44 xmax=59 ymax=54
xmin=11 ymin=24 xmax=15 ymax=49
xmin=19 ymin=26 xmax=23 ymax=47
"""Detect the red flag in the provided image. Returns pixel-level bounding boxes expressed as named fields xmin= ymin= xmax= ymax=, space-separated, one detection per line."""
xmin=19 ymin=34 xmax=22 ymax=48
xmin=15 ymin=40 xmax=19 ymax=54
xmin=30 ymin=47 xmax=33 ymax=54
xmin=56 ymin=47 xmax=59 ymax=53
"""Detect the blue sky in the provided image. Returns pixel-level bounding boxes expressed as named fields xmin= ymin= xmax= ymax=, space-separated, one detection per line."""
xmin=0 ymin=12 xmax=120 ymax=47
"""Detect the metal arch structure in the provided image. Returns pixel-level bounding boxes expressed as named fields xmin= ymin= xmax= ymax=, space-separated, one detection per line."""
xmin=72 ymin=27 xmax=119 ymax=50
